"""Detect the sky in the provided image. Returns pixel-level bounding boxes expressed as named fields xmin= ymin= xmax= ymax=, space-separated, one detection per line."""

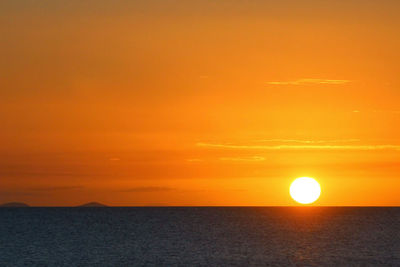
xmin=1 ymin=0 xmax=400 ymax=206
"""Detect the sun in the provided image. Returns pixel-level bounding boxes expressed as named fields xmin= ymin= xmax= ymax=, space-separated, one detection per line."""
xmin=290 ymin=177 xmax=321 ymax=204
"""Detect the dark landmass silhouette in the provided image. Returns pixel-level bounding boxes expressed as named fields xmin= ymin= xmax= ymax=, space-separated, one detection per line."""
xmin=0 ymin=202 xmax=30 ymax=207
xmin=77 ymin=202 xmax=108 ymax=207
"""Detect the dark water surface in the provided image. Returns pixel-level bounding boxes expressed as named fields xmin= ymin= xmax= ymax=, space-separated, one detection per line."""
xmin=0 ymin=207 xmax=399 ymax=266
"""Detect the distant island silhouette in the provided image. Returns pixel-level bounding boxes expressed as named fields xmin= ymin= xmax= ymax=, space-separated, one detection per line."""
xmin=77 ymin=202 xmax=108 ymax=207
xmin=0 ymin=202 xmax=30 ymax=207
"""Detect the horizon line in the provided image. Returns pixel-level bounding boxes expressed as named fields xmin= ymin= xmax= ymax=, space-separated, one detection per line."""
xmin=1 ymin=205 xmax=399 ymax=208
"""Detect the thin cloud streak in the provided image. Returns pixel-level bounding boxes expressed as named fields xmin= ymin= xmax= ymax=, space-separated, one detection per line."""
xmin=219 ymin=156 xmax=265 ymax=161
xmin=119 ymin=186 xmax=174 ymax=193
xmin=256 ymin=139 xmax=360 ymax=144
xmin=0 ymin=191 xmax=38 ymax=196
xmin=373 ymin=109 xmax=400 ymax=114
xmin=186 ymin=158 xmax=203 ymax=162
xmin=31 ymin=186 xmax=84 ymax=191
xmin=266 ymin=78 xmax=350 ymax=85
xmin=197 ymin=142 xmax=400 ymax=151
xmin=0 ymin=186 xmax=84 ymax=196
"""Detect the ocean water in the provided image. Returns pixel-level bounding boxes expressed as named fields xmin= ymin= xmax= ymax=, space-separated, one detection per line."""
xmin=0 ymin=207 xmax=399 ymax=266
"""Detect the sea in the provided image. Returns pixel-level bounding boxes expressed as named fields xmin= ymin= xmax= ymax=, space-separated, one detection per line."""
xmin=0 ymin=207 xmax=399 ymax=266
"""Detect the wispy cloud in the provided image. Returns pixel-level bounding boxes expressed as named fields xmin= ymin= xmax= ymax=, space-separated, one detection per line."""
xmin=0 ymin=186 xmax=84 ymax=196
xmin=119 ymin=186 xmax=174 ymax=193
xmin=0 ymin=191 xmax=38 ymax=196
xmin=256 ymin=139 xmax=360 ymax=144
xmin=373 ymin=109 xmax=400 ymax=114
xmin=219 ymin=156 xmax=265 ymax=161
xmin=266 ymin=78 xmax=350 ymax=85
xmin=197 ymin=142 xmax=400 ymax=151
xmin=30 ymin=186 xmax=84 ymax=192
xmin=186 ymin=158 xmax=203 ymax=162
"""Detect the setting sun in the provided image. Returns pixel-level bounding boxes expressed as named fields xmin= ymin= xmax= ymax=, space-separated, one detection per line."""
xmin=290 ymin=177 xmax=321 ymax=204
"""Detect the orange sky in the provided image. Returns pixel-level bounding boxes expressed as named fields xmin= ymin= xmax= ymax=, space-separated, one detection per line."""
xmin=1 ymin=0 xmax=400 ymax=206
